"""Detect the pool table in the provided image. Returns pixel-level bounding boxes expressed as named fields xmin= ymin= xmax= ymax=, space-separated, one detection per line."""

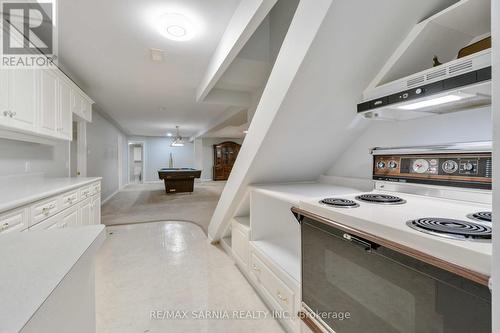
xmin=158 ymin=168 xmax=202 ymax=194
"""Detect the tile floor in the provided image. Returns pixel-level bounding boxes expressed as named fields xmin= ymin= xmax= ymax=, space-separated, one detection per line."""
xmin=95 ymin=221 xmax=285 ymax=333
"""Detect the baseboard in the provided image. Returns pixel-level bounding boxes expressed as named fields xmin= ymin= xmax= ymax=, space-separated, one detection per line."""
xmin=101 ymin=189 xmax=119 ymax=206
xmin=143 ymin=180 xmax=163 ymax=184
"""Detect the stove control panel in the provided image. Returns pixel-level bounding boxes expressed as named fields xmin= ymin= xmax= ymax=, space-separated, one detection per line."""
xmin=373 ymin=153 xmax=492 ymax=189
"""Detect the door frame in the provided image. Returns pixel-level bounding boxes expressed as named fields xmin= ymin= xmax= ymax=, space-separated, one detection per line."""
xmin=76 ymin=119 xmax=87 ymax=177
xmin=118 ymin=134 xmax=123 ymax=189
xmin=127 ymin=140 xmax=146 ymax=183
xmin=70 ymin=116 xmax=87 ymax=177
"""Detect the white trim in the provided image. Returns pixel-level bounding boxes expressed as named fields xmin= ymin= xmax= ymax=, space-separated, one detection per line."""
xmin=101 ymin=189 xmax=119 ymax=206
xmin=76 ymin=120 xmax=87 ymax=177
xmin=196 ymin=0 xmax=278 ymax=102
xmin=127 ymin=140 xmax=146 ymax=184
xmin=117 ymin=134 xmax=123 ymax=189
xmin=144 ymin=180 xmax=163 ymax=184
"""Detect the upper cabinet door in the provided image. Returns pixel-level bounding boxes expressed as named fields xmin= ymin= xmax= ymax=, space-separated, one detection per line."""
xmin=58 ymin=79 xmax=72 ymax=140
xmin=9 ymin=69 xmax=37 ymax=132
xmin=0 ymin=69 xmax=10 ymax=127
xmin=39 ymin=69 xmax=58 ymax=135
xmin=70 ymin=88 xmax=80 ymax=116
xmin=70 ymin=88 xmax=92 ymax=122
xmin=81 ymin=98 xmax=92 ymax=122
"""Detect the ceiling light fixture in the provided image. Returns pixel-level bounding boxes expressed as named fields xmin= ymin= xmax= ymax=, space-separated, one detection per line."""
xmin=157 ymin=13 xmax=197 ymax=41
xmin=397 ymin=95 xmax=463 ymax=110
xmin=171 ymin=126 xmax=185 ymax=147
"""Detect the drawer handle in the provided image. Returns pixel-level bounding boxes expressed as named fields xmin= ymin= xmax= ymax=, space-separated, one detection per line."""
xmin=66 ymin=197 xmax=75 ymax=203
xmin=252 ymin=264 xmax=261 ymax=273
xmin=1 ymin=222 xmax=9 ymax=231
xmin=277 ymin=291 xmax=288 ymax=304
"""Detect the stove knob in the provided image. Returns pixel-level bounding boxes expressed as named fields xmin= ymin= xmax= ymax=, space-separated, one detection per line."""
xmin=442 ymin=160 xmax=458 ymax=173
xmin=464 ymin=162 xmax=474 ymax=172
xmin=377 ymin=161 xmax=386 ymax=169
xmin=389 ymin=161 xmax=398 ymax=169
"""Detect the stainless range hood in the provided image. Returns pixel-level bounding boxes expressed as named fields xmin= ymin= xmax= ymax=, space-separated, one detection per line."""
xmin=357 ymin=50 xmax=491 ymax=121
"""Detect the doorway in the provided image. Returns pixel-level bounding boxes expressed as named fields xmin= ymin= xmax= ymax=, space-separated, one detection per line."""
xmin=70 ymin=117 xmax=87 ymax=177
xmin=128 ymin=142 xmax=145 ymax=184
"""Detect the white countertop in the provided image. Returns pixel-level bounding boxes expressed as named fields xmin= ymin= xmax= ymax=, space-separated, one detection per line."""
xmin=0 ymin=176 xmax=102 ymax=213
xmin=251 ymin=181 xmax=365 ymax=205
xmin=0 ymin=225 xmax=106 ymax=333
xmin=300 ymin=191 xmax=492 ymax=276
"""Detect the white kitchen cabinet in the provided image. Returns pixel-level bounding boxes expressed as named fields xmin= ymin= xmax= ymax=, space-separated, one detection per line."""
xmin=0 ymin=69 xmax=37 ymax=133
xmin=58 ymin=205 xmax=79 ymax=228
xmin=8 ymin=69 xmax=38 ymax=132
xmin=81 ymin=96 xmax=92 ymax=122
xmin=79 ymin=198 xmax=92 ymax=226
xmin=58 ymin=79 xmax=72 ymax=140
xmin=249 ymin=243 xmax=301 ymax=333
xmin=39 ymin=69 xmax=59 ymax=137
xmin=11 ymin=180 xmax=102 ymax=231
xmin=71 ymin=88 xmax=92 ymax=122
xmin=90 ymin=195 xmax=101 ymax=225
xmin=0 ymin=69 xmax=9 ymax=127
xmin=0 ymin=207 xmax=28 ymax=234
xmin=0 ymin=64 xmax=92 ymax=143
xmin=29 ymin=213 xmax=60 ymax=230
xmin=232 ymin=216 xmax=250 ymax=269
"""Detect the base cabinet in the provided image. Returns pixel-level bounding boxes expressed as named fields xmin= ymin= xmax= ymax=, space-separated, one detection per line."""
xmin=248 ymin=244 xmax=301 ymax=333
xmin=79 ymin=199 xmax=92 ymax=226
xmin=91 ymin=195 xmax=101 ymax=225
xmin=0 ymin=181 xmax=102 ymax=234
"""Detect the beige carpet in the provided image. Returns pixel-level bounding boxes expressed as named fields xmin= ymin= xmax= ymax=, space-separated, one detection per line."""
xmin=101 ymin=182 xmax=225 ymax=233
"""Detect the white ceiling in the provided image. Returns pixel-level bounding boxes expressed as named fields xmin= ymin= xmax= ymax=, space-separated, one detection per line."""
xmin=58 ymin=0 xmax=240 ymax=137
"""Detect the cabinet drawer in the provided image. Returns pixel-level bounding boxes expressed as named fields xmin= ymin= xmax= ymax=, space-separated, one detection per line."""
xmin=30 ymin=213 xmax=60 ymax=230
xmin=60 ymin=190 xmax=79 ymax=210
xmin=232 ymin=226 xmax=249 ymax=267
xmin=31 ymin=198 xmax=58 ymax=224
xmin=80 ymin=186 xmax=92 ymax=200
xmin=0 ymin=208 xmax=28 ymax=234
xmin=250 ymin=251 xmax=295 ymax=315
xmin=91 ymin=182 xmax=101 ymax=195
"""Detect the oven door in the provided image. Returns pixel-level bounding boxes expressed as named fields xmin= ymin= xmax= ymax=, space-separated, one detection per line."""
xmin=300 ymin=214 xmax=491 ymax=333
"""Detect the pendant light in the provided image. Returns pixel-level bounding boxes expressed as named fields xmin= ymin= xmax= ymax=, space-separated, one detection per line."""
xmin=171 ymin=126 xmax=184 ymax=147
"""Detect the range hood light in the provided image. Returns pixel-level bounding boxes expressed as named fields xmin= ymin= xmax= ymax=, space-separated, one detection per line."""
xmin=398 ymin=95 xmax=463 ymax=110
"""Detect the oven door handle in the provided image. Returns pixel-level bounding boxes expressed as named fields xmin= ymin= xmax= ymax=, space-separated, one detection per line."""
xmin=343 ymin=233 xmax=378 ymax=252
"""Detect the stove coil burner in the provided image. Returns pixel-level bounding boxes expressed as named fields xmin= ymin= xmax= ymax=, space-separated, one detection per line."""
xmin=467 ymin=211 xmax=492 ymax=223
xmin=355 ymin=194 xmax=406 ymax=205
xmin=407 ymin=217 xmax=492 ymax=240
xmin=320 ymin=198 xmax=359 ymax=208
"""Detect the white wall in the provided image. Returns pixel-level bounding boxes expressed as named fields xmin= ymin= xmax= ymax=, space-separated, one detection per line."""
xmin=128 ymin=136 xmax=195 ymax=182
xmin=87 ymin=111 xmax=127 ymax=202
xmin=327 ymin=107 xmax=492 ymax=179
xmin=201 ymin=138 xmax=244 ymax=180
xmin=208 ymin=0 xmax=460 ymax=240
xmin=0 ymin=138 xmax=69 ymax=178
